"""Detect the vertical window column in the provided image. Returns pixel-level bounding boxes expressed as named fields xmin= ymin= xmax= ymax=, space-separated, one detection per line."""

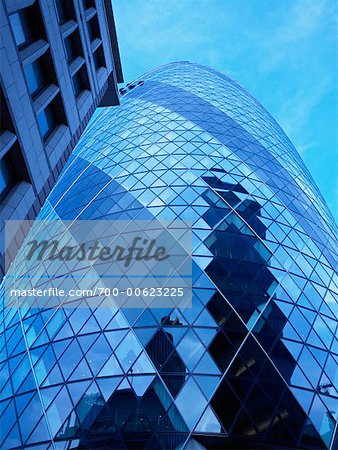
xmin=84 ymin=5 xmax=106 ymax=71
xmin=57 ymin=2 xmax=90 ymax=100
xmin=0 ymin=87 xmax=30 ymax=201
xmin=9 ymin=2 xmax=67 ymax=142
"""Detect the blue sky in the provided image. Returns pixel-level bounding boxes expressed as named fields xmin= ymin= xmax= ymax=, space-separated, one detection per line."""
xmin=113 ymin=0 xmax=337 ymax=220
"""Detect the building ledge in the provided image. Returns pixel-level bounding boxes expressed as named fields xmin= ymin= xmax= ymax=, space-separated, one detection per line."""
xmin=91 ymin=37 xmax=102 ymax=53
xmin=4 ymin=0 xmax=35 ymax=14
xmin=33 ymin=84 xmax=59 ymax=115
xmin=96 ymin=67 xmax=108 ymax=89
xmin=45 ymin=124 xmax=71 ymax=167
xmin=0 ymin=180 xmax=35 ymax=222
xmin=0 ymin=130 xmax=17 ymax=158
xmin=77 ymin=90 xmax=93 ymax=120
xmin=60 ymin=19 xmax=78 ymax=38
xmin=69 ymin=56 xmax=85 ymax=77
xmin=19 ymin=39 xmax=49 ymax=67
xmin=85 ymin=7 xmax=97 ymax=22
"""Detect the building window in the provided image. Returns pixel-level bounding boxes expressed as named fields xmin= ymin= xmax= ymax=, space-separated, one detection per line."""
xmin=55 ymin=0 xmax=76 ymax=23
xmin=9 ymin=10 xmax=32 ymax=47
xmin=72 ymin=71 xmax=82 ymax=97
xmin=36 ymin=94 xmax=66 ymax=141
xmin=9 ymin=3 xmax=46 ymax=48
xmin=0 ymin=86 xmax=31 ymax=201
xmin=0 ymin=145 xmax=31 ymax=202
xmin=23 ymin=60 xmax=47 ymax=97
xmin=1 ymin=89 xmax=13 ymax=133
xmin=87 ymin=16 xmax=100 ymax=42
xmin=72 ymin=66 xmax=89 ymax=98
xmin=23 ymin=51 xmax=58 ymax=100
xmin=64 ymin=30 xmax=83 ymax=63
xmin=83 ymin=0 xmax=96 ymax=9
xmin=0 ymin=155 xmax=14 ymax=200
xmin=64 ymin=34 xmax=76 ymax=62
xmin=93 ymin=45 xmax=105 ymax=70
xmin=37 ymin=103 xmax=57 ymax=140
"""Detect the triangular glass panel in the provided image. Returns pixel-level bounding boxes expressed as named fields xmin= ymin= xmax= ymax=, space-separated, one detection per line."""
xmin=122 ymin=308 xmax=143 ymax=327
xmin=14 ymin=392 xmax=34 ymax=418
xmin=175 ymin=377 xmax=207 ymax=429
xmin=17 ymin=371 xmax=39 ymax=395
xmin=67 ymin=380 xmax=91 ymax=407
xmin=93 ymin=308 xmax=116 ymax=330
xmin=69 ymin=358 xmax=93 ymax=381
xmin=194 ymin=375 xmax=221 ymax=399
xmin=115 ymin=331 xmax=142 ymax=372
xmin=85 ymin=335 xmax=112 ymax=375
xmin=130 ymin=374 xmax=155 ymax=397
xmin=163 ymin=326 xmax=188 ymax=346
xmin=40 ymin=385 xmax=62 ymax=410
xmin=131 ymin=351 xmax=155 ymax=375
xmin=98 ymin=353 xmax=123 ymax=377
xmin=97 ymin=376 xmax=123 ymax=401
xmin=177 ymin=330 xmax=205 ymax=370
xmin=194 ymin=309 xmax=218 ymax=327
xmin=25 ymin=415 xmax=50 ymax=445
xmin=68 ymin=308 xmax=90 ymax=334
xmin=105 ymin=311 xmax=129 ymax=330
xmin=54 ymin=321 xmax=74 ymax=341
xmin=134 ymin=310 xmax=158 ymax=327
xmin=41 ymin=363 xmax=64 ymax=387
xmin=195 ymin=352 xmax=221 ymax=375
xmin=281 ymin=339 xmax=303 ymax=360
xmin=105 ymin=329 xmax=128 ymax=350
xmin=1 ymin=423 xmax=21 ymax=449
xmin=52 ymin=339 xmax=72 ymax=359
xmin=134 ymin=327 xmax=157 ymax=346
xmin=79 ymin=316 xmax=101 ymax=334
xmin=20 ymin=393 xmax=44 ymax=443
xmin=194 ymin=327 xmax=217 ymax=347
xmin=195 ymin=405 xmax=222 ymax=433
xmin=290 ymin=365 xmax=312 ymax=389
xmin=77 ymin=333 xmax=99 ymax=354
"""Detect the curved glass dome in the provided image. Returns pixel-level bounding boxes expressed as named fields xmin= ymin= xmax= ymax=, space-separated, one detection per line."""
xmin=1 ymin=62 xmax=337 ymax=450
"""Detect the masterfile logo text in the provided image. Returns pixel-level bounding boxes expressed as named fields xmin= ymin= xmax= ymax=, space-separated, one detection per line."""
xmin=5 ymin=220 xmax=192 ymax=309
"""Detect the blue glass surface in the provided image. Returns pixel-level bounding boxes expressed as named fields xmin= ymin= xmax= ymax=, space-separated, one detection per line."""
xmin=0 ymin=62 xmax=337 ymax=450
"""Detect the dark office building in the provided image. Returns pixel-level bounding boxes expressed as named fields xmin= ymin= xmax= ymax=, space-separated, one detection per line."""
xmin=0 ymin=63 xmax=337 ymax=450
xmin=0 ymin=0 xmax=123 ymax=277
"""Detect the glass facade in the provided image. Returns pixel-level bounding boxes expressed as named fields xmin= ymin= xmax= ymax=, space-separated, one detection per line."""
xmin=0 ymin=62 xmax=337 ymax=450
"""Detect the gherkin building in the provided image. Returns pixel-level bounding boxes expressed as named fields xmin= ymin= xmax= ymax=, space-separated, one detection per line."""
xmin=1 ymin=62 xmax=337 ymax=450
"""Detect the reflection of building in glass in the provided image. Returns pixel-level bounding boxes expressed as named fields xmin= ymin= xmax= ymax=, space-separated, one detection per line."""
xmin=56 ymin=315 xmax=188 ymax=448
xmin=0 ymin=62 xmax=337 ymax=450
xmin=146 ymin=316 xmax=187 ymax=398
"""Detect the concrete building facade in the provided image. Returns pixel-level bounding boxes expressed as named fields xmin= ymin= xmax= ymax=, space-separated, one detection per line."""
xmin=0 ymin=0 xmax=123 ymax=278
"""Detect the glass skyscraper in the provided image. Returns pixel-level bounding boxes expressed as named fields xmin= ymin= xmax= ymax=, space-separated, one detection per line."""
xmin=1 ymin=62 xmax=337 ymax=450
